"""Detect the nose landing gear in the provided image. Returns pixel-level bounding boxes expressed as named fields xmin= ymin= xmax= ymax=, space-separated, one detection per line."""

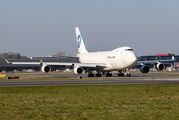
xmin=118 ymin=70 xmax=131 ymax=77
xmin=124 ymin=72 xmax=131 ymax=77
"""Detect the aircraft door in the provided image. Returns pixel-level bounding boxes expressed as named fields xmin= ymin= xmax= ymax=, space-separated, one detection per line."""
xmin=120 ymin=49 xmax=124 ymax=54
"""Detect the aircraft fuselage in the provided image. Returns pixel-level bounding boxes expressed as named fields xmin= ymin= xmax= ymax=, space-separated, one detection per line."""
xmin=78 ymin=46 xmax=138 ymax=71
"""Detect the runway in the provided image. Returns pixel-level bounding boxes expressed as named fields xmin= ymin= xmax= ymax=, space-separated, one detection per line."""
xmin=1 ymin=79 xmax=179 ymax=87
xmin=1 ymin=72 xmax=179 ymax=87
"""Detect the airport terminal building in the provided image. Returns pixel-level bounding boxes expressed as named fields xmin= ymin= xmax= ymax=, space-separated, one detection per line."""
xmin=0 ymin=54 xmax=179 ymax=72
xmin=138 ymin=54 xmax=179 ymax=71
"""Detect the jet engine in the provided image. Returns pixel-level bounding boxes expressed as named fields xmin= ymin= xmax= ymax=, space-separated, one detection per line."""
xmin=140 ymin=65 xmax=150 ymax=73
xmin=74 ymin=66 xmax=84 ymax=74
xmin=41 ymin=65 xmax=51 ymax=73
xmin=155 ymin=63 xmax=165 ymax=71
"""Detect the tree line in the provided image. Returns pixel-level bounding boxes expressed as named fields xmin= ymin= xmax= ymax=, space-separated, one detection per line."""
xmin=0 ymin=51 xmax=71 ymax=59
xmin=0 ymin=52 xmax=27 ymax=59
xmin=55 ymin=52 xmax=71 ymax=58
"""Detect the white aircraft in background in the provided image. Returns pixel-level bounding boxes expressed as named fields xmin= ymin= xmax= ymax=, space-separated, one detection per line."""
xmin=6 ymin=27 xmax=175 ymax=77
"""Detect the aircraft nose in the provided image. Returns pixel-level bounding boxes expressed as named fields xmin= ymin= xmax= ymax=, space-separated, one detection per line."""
xmin=125 ymin=53 xmax=138 ymax=67
xmin=131 ymin=55 xmax=138 ymax=63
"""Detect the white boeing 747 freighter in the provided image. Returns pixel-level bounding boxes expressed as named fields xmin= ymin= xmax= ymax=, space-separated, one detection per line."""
xmin=6 ymin=27 xmax=175 ymax=77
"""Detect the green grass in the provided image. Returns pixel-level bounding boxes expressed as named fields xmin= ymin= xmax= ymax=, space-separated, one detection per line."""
xmin=1 ymin=85 xmax=179 ymax=119
xmin=165 ymin=74 xmax=179 ymax=76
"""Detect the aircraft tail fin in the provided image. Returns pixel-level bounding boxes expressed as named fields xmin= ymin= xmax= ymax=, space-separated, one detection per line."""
xmin=75 ymin=27 xmax=88 ymax=53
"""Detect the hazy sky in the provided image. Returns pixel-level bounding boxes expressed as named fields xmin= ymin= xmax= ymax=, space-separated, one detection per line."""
xmin=0 ymin=0 xmax=179 ymax=57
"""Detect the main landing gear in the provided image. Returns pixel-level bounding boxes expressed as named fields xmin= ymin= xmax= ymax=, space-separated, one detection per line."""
xmin=87 ymin=70 xmax=132 ymax=77
xmin=88 ymin=71 xmax=102 ymax=77
xmin=88 ymin=73 xmax=94 ymax=77
xmin=106 ymin=71 xmax=112 ymax=77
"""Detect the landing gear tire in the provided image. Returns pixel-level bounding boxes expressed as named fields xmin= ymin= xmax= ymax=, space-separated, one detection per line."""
xmin=78 ymin=76 xmax=82 ymax=79
xmin=106 ymin=73 xmax=112 ymax=77
xmin=118 ymin=73 xmax=124 ymax=77
xmin=124 ymin=73 xmax=131 ymax=77
xmin=96 ymin=74 xmax=102 ymax=77
xmin=88 ymin=74 xmax=94 ymax=77
xmin=127 ymin=73 xmax=131 ymax=77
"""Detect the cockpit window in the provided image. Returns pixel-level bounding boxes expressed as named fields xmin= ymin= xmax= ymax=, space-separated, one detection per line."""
xmin=125 ymin=49 xmax=133 ymax=51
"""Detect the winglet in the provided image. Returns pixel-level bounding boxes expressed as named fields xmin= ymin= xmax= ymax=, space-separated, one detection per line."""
xmin=5 ymin=59 xmax=10 ymax=64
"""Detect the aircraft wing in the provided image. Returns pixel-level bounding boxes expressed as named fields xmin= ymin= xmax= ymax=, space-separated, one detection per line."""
xmin=136 ymin=56 xmax=175 ymax=66
xmin=74 ymin=63 xmax=106 ymax=68
xmin=5 ymin=59 xmax=106 ymax=68
xmin=42 ymin=62 xmax=106 ymax=68
xmin=51 ymin=55 xmax=79 ymax=59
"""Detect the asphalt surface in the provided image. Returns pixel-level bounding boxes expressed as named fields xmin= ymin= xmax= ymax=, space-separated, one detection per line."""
xmin=0 ymin=72 xmax=179 ymax=87
xmin=1 ymin=79 xmax=179 ymax=87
